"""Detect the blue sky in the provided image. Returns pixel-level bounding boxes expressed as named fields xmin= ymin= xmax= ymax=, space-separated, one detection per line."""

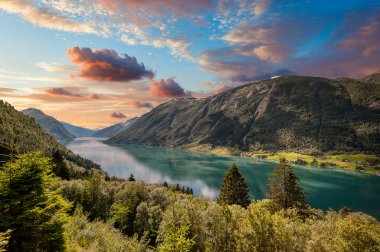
xmin=0 ymin=0 xmax=379 ymax=128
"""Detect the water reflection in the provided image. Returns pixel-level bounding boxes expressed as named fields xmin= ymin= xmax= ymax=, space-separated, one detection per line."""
xmin=67 ymin=138 xmax=380 ymax=219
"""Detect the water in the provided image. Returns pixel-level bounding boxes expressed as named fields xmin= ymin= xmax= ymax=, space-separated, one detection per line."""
xmin=67 ymin=137 xmax=380 ymax=219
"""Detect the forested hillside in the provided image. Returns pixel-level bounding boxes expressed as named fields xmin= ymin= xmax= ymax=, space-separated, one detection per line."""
xmin=0 ymin=101 xmax=99 ymax=169
xmin=109 ymin=75 xmax=380 ymax=154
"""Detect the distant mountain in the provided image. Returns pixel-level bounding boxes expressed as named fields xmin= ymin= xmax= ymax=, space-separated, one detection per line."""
xmin=61 ymin=121 xmax=94 ymax=137
xmin=0 ymin=101 xmax=100 ymax=169
xmin=107 ymin=75 xmax=380 ymax=153
xmin=93 ymin=117 xmax=138 ymax=138
xmin=22 ymin=108 xmax=75 ymax=142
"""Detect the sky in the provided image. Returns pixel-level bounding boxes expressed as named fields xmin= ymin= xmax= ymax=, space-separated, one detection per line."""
xmin=0 ymin=0 xmax=379 ymax=128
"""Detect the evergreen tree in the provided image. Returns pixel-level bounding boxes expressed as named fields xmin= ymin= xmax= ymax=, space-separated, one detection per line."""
xmin=175 ymin=183 xmax=180 ymax=191
xmin=52 ymin=150 xmax=70 ymax=180
xmin=128 ymin=173 xmax=136 ymax=182
xmin=218 ymin=163 xmax=250 ymax=208
xmin=0 ymin=152 xmax=69 ymax=251
xmin=163 ymin=181 xmax=169 ymax=187
xmin=267 ymin=158 xmax=307 ymax=209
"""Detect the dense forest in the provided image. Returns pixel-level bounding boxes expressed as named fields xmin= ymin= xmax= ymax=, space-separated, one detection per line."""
xmin=0 ymin=151 xmax=379 ymax=251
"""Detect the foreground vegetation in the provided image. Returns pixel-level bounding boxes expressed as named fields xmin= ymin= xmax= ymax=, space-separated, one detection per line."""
xmin=189 ymin=144 xmax=380 ymax=174
xmin=1 ymin=152 xmax=379 ymax=251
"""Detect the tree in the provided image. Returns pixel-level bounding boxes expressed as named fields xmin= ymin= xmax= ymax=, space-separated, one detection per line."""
xmin=128 ymin=173 xmax=136 ymax=182
xmin=0 ymin=152 xmax=69 ymax=251
xmin=218 ymin=163 xmax=250 ymax=208
xmin=52 ymin=150 xmax=70 ymax=180
xmin=267 ymin=158 xmax=307 ymax=209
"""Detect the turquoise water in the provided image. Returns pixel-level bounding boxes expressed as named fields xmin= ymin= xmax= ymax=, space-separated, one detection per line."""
xmin=67 ymin=138 xmax=380 ymax=219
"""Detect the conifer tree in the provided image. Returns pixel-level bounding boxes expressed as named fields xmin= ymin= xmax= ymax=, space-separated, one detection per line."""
xmin=128 ymin=173 xmax=136 ymax=182
xmin=52 ymin=150 xmax=70 ymax=180
xmin=267 ymin=158 xmax=307 ymax=209
xmin=0 ymin=152 xmax=69 ymax=251
xmin=218 ymin=163 xmax=250 ymax=208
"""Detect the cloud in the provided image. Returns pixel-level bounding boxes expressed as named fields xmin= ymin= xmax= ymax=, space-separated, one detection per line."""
xmin=252 ymin=0 xmax=271 ymax=17
xmin=222 ymin=21 xmax=277 ymax=44
xmin=36 ymin=62 xmax=76 ymax=73
xmin=200 ymin=82 xmax=213 ymax=87
xmin=150 ymin=79 xmax=191 ymax=98
xmin=0 ymin=0 xmax=99 ymax=34
xmin=212 ymin=85 xmax=233 ymax=94
xmin=88 ymin=93 xmax=100 ymax=100
xmin=340 ymin=17 xmax=380 ymax=57
xmin=110 ymin=112 xmax=127 ymax=118
xmin=132 ymin=101 xmax=153 ymax=108
xmin=44 ymin=87 xmax=82 ymax=98
xmin=252 ymin=45 xmax=291 ymax=63
xmin=96 ymin=0 xmax=213 ymax=17
xmin=199 ymin=49 xmax=293 ymax=82
xmin=67 ymin=47 xmax=154 ymax=82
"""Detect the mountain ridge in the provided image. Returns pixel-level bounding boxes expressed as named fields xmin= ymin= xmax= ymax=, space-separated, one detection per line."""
xmin=22 ymin=108 xmax=75 ymax=142
xmin=107 ymin=75 xmax=380 ymax=154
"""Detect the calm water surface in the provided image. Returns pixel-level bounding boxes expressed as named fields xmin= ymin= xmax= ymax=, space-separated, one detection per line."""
xmin=67 ymin=137 xmax=380 ymax=219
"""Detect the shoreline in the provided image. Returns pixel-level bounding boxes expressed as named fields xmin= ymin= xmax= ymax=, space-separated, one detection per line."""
xmin=184 ymin=144 xmax=380 ymax=176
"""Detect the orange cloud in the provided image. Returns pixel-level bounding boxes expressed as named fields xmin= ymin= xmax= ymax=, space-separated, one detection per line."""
xmin=200 ymin=82 xmax=213 ymax=87
xmin=252 ymin=45 xmax=291 ymax=63
xmin=212 ymin=85 xmax=233 ymax=95
xmin=67 ymin=47 xmax=154 ymax=82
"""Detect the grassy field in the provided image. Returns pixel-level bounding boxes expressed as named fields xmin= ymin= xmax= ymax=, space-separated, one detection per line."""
xmin=187 ymin=144 xmax=380 ymax=175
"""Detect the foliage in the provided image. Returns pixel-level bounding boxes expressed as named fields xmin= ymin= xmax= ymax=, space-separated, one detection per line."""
xmin=65 ymin=208 xmax=147 ymax=252
xmin=218 ymin=163 xmax=250 ymax=208
xmin=267 ymin=158 xmax=307 ymax=209
xmin=0 ymin=152 xmax=69 ymax=251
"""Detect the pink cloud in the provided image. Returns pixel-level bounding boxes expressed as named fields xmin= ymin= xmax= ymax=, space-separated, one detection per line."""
xmin=97 ymin=0 xmax=213 ymax=17
xmin=44 ymin=87 xmax=82 ymax=98
xmin=252 ymin=45 xmax=292 ymax=63
xmin=110 ymin=112 xmax=127 ymax=119
xmin=132 ymin=101 xmax=153 ymax=108
xmin=150 ymin=79 xmax=191 ymax=98
xmin=67 ymin=47 xmax=154 ymax=82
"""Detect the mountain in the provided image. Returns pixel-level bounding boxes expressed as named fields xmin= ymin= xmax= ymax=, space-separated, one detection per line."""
xmin=93 ymin=117 xmax=138 ymax=138
xmin=22 ymin=108 xmax=75 ymax=142
xmin=107 ymin=75 xmax=380 ymax=154
xmin=61 ymin=121 xmax=94 ymax=137
xmin=0 ymin=101 xmax=100 ymax=169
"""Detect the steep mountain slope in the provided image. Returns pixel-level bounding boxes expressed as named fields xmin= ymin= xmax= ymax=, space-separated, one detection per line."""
xmin=93 ymin=117 xmax=138 ymax=138
xmin=0 ymin=101 xmax=100 ymax=169
xmin=61 ymin=121 xmax=94 ymax=137
xmin=22 ymin=108 xmax=75 ymax=142
xmin=108 ymin=75 xmax=380 ymax=153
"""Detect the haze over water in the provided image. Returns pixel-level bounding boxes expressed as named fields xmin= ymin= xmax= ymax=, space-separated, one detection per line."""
xmin=67 ymin=137 xmax=380 ymax=219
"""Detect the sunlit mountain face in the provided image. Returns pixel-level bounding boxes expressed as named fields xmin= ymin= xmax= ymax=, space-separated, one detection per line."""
xmin=0 ymin=0 xmax=379 ymax=128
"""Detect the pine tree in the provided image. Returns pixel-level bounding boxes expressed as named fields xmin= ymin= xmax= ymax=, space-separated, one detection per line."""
xmin=0 ymin=152 xmax=69 ymax=251
xmin=267 ymin=158 xmax=307 ymax=209
xmin=163 ymin=181 xmax=169 ymax=187
xmin=52 ymin=150 xmax=70 ymax=180
xmin=128 ymin=173 xmax=136 ymax=182
xmin=218 ymin=163 xmax=250 ymax=208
